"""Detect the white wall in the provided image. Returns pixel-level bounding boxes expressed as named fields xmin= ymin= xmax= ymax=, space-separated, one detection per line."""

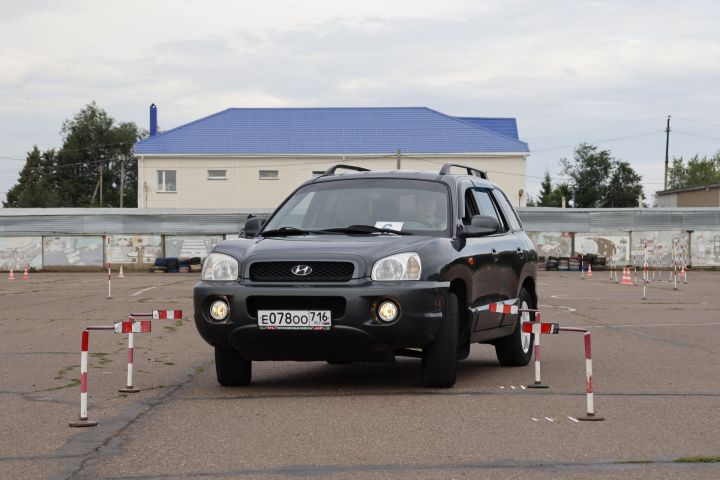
xmin=138 ymin=154 xmax=528 ymax=210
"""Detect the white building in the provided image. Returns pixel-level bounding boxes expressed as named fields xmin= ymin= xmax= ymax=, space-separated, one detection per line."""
xmin=134 ymin=107 xmax=530 ymax=210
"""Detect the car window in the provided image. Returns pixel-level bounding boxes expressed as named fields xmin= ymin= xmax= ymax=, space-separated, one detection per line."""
xmin=471 ymin=188 xmax=507 ymax=232
xmin=463 ymin=187 xmax=479 ymax=225
xmin=264 ymin=178 xmax=451 ymax=236
xmin=492 ymin=189 xmax=523 ymax=231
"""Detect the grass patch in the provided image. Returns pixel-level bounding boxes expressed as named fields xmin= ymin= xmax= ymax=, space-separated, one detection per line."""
xmin=55 ymin=365 xmax=77 ymax=379
xmin=164 ymin=325 xmax=177 ymax=333
xmin=48 ymin=378 xmax=80 ymax=391
xmin=90 ymin=352 xmax=112 ymax=368
xmin=674 ymin=456 xmax=720 ymax=463
xmin=163 ymin=362 xmax=175 ymax=366
xmin=615 ymin=460 xmax=655 ymax=464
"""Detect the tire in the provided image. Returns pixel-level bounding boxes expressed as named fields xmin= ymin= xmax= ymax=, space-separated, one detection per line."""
xmin=495 ymin=288 xmax=534 ymax=366
xmin=215 ymin=347 xmax=252 ymax=386
xmin=422 ymin=292 xmax=459 ymax=388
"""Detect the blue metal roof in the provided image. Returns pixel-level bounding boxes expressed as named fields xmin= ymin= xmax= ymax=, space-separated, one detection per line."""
xmin=454 ymin=117 xmax=519 ymax=140
xmin=135 ymin=107 xmax=529 ymax=155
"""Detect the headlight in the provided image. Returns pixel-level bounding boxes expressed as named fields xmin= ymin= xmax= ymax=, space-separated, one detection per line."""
xmin=201 ymin=253 xmax=239 ymax=281
xmin=371 ymin=252 xmax=422 ymax=281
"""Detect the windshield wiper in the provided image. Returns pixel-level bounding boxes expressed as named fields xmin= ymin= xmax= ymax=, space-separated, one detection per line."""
xmin=320 ymin=225 xmax=413 ymax=236
xmin=260 ymin=227 xmax=311 ymax=237
xmin=261 ymin=227 xmax=342 ymax=237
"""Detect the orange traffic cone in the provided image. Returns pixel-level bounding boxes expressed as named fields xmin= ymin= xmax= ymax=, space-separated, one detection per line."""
xmin=620 ymin=266 xmax=633 ymax=285
xmin=8 ymin=269 xmax=15 ymax=280
xmin=22 ymin=267 xmax=30 ymax=280
xmin=587 ymin=263 xmax=593 ymax=278
xmin=118 ymin=265 xmax=125 ymax=279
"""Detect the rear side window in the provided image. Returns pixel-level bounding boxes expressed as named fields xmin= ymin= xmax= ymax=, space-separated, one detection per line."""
xmin=492 ymin=190 xmax=523 ymax=231
xmin=471 ymin=188 xmax=507 ymax=231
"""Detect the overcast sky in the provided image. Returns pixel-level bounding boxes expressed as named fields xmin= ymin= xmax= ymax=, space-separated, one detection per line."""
xmin=2 ymin=0 xmax=719 ymax=205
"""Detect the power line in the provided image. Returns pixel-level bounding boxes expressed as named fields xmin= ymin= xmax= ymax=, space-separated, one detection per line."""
xmin=531 ymin=130 xmax=664 ymax=153
xmin=524 ymin=117 xmax=659 ymax=140
xmin=673 ymin=116 xmax=720 ymax=129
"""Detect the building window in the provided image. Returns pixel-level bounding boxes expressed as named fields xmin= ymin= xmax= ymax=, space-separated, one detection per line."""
xmin=207 ymin=169 xmax=227 ymax=180
xmin=157 ymin=170 xmax=176 ymax=192
xmin=259 ymin=169 xmax=279 ymax=180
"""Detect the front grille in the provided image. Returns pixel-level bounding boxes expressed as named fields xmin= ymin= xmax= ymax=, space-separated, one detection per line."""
xmin=249 ymin=262 xmax=354 ymax=282
xmin=246 ymin=296 xmax=346 ymax=319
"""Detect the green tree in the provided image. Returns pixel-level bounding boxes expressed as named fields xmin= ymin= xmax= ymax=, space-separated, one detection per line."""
xmin=4 ymin=102 xmax=143 ymax=208
xmin=560 ymin=143 xmax=643 ymax=208
xmin=560 ymin=143 xmax=613 ymax=208
xmin=604 ymin=161 xmax=644 ymax=207
xmin=668 ymin=153 xmax=720 ymax=189
xmin=536 ymin=170 xmax=554 ymax=206
xmin=4 ymin=147 xmax=61 ymax=207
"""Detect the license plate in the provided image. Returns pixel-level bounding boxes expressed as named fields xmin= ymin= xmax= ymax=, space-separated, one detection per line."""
xmin=257 ymin=310 xmax=332 ymax=330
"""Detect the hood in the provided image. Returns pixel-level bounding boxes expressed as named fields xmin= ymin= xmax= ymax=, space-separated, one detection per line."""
xmin=213 ymin=234 xmax=443 ymax=279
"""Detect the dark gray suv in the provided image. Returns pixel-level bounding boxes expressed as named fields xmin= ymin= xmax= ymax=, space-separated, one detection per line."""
xmin=194 ymin=164 xmax=538 ymax=388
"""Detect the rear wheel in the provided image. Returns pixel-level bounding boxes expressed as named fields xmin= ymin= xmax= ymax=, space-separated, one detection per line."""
xmin=215 ymin=346 xmax=252 ymax=386
xmin=495 ymin=288 xmax=534 ymax=366
xmin=422 ymin=292 xmax=459 ymax=388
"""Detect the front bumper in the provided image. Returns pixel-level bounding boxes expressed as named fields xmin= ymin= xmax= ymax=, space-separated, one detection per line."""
xmin=193 ymin=279 xmax=449 ymax=362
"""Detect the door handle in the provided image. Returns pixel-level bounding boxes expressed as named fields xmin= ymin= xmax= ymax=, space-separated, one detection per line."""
xmin=491 ymin=248 xmax=499 ymax=261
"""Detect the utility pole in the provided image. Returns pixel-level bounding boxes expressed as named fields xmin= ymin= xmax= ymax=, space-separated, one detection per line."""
xmin=396 ymin=148 xmax=401 ymax=170
xmin=664 ymin=115 xmax=671 ymax=191
xmin=120 ymin=156 xmax=125 ymax=209
xmin=99 ymin=159 xmax=103 ymax=207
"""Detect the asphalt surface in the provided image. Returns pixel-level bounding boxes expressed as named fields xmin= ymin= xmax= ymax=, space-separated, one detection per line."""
xmin=0 ymin=271 xmax=719 ymax=479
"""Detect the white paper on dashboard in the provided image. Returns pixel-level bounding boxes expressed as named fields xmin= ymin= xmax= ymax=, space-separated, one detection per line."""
xmin=374 ymin=221 xmax=404 ymax=231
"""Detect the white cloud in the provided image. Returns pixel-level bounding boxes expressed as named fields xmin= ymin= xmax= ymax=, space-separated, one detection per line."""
xmin=1 ymin=0 xmax=719 ymax=203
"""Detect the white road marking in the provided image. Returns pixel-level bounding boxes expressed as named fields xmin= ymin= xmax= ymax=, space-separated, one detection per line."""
xmin=510 ymin=385 xmax=516 ymax=390
xmin=500 ymin=386 xmax=505 ymax=389
xmin=538 ymin=304 xmax=577 ymax=313
xmin=587 ymin=322 xmax=720 ymax=328
xmin=131 ymin=285 xmax=159 ymax=297
xmin=545 ymin=417 xmax=555 ymax=422
xmin=521 ymin=385 xmax=526 ymax=390
xmin=532 ymin=418 xmax=538 ymax=422
xmin=568 ymin=416 xmax=580 ymax=423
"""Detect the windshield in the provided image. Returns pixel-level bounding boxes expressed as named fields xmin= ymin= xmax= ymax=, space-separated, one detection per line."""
xmin=263 ymin=178 xmax=451 ymax=236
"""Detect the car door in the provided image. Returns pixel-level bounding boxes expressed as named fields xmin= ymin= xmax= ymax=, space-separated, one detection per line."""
xmin=458 ymin=183 xmax=507 ymax=332
xmin=490 ymin=188 xmax=528 ymax=326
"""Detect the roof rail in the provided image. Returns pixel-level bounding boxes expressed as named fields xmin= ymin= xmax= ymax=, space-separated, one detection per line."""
xmin=321 ymin=164 xmax=370 ymax=176
xmin=439 ymin=163 xmax=489 ymax=179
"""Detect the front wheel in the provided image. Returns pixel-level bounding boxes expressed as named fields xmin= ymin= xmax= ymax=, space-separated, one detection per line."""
xmin=494 ymin=288 xmax=534 ymax=366
xmin=422 ymin=292 xmax=459 ymax=388
xmin=215 ymin=347 xmax=252 ymax=386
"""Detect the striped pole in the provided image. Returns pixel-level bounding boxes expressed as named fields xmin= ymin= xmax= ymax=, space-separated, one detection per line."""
xmin=579 ymin=332 xmax=603 ymax=421
xmin=673 ymin=262 xmax=678 ymax=290
xmin=107 ymin=263 xmax=112 ymax=299
xmin=526 ymin=312 xmax=548 ymax=389
xmin=69 ymin=330 xmax=99 ymax=427
xmin=581 ymin=253 xmax=584 ymax=280
xmin=119 ymin=316 xmax=139 ymax=393
xmin=642 ymin=262 xmax=647 ymax=300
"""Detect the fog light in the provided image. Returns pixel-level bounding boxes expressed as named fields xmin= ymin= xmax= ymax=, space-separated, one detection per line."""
xmin=209 ymin=300 xmax=229 ymax=321
xmin=377 ymin=301 xmax=399 ymax=322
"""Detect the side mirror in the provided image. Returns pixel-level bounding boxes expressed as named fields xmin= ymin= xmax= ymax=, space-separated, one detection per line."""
xmin=461 ymin=215 xmax=500 ymax=237
xmin=243 ymin=217 xmax=266 ymax=238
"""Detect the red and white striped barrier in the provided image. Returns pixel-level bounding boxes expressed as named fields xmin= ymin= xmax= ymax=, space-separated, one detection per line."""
xmin=129 ymin=309 xmax=184 ymax=320
xmin=69 ymin=320 xmax=154 ymax=426
xmin=69 ymin=330 xmax=99 ymax=427
xmin=522 ymin=319 xmax=552 ymax=389
xmin=556 ymin=326 xmax=604 ymax=421
xmin=107 ymin=263 xmax=112 ymax=299
xmin=153 ymin=309 xmax=183 ymax=320
xmin=119 ymin=317 xmax=152 ymax=393
xmin=489 ymin=303 xmax=518 ymax=315
xmin=522 ymin=322 xmax=560 ymax=335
